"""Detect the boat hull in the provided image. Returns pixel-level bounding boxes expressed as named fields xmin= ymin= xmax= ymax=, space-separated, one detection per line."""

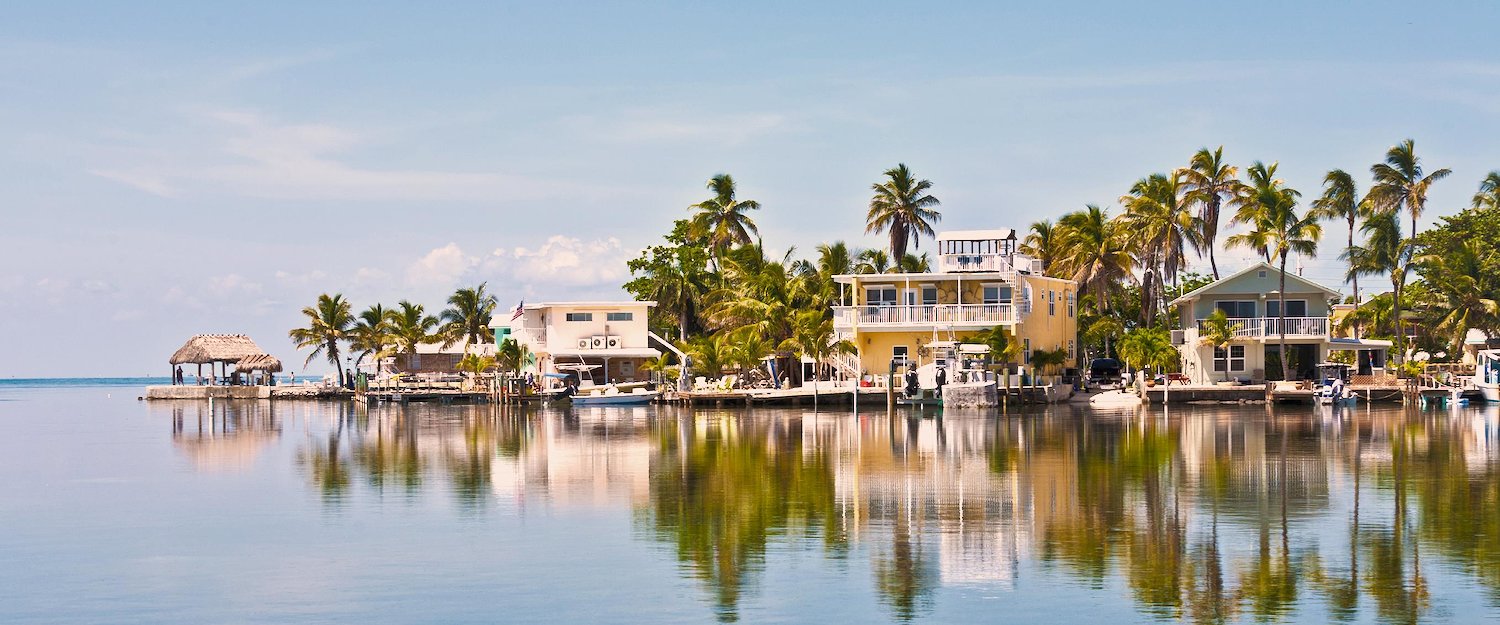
xmin=1480 ymin=383 xmax=1500 ymax=403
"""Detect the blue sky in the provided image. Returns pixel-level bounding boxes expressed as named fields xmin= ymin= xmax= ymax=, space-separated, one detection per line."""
xmin=3 ymin=2 xmax=1498 ymax=377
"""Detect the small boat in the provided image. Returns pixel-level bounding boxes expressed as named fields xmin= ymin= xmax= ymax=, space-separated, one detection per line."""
xmin=1475 ymin=349 xmax=1500 ymax=403
xmin=1314 ymin=363 xmax=1358 ymax=406
xmin=1089 ymin=389 xmax=1142 ymax=407
xmin=571 ymin=387 xmax=659 ymax=406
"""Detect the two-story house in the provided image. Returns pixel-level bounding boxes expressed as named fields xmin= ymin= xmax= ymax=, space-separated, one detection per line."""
xmin=832 ymin=229 xmax=1079 ymax=380
xmin=495 ymin=301 xmax=663 ymax=384
xmin=1172 ymin=263 xmax=1390 ymax=383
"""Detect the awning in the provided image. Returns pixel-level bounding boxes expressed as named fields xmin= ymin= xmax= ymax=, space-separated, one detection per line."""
xmin=546 ymin=348 xmax=661 ymax=359
xmin=1328 ymin=337 xmax=1393 ymax=349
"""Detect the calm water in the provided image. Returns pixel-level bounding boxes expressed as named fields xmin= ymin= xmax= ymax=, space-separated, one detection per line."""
xmin=2 ymin=382 xmax=1498 ymax=624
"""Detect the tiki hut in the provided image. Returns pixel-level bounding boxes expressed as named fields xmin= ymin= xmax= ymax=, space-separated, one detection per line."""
xmin=233 ymin=353 xmax=283 ymax=385
xmin=169 ymin=334 xmax=266 ymax=385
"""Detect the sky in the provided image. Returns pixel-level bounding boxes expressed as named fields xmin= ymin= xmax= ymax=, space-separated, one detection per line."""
xmin=2 ymin=1 xmax=1499 ymax=377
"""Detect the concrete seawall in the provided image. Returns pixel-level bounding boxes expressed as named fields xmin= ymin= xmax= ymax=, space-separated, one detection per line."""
xmin=144 ymin=386 xmax=353 ymax=400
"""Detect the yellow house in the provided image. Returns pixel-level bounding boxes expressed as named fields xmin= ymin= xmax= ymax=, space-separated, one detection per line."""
xmin=832 ymin=230 xmax=1078 ymax=379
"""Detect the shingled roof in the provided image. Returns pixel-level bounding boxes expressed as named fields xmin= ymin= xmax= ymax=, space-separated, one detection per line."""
xmin=169 ymin=334 xmax=266 ymax=365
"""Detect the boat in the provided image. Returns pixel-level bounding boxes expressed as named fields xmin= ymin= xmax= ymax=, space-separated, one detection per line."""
xmin=571 ymin=387 xmax=660 ymax=406
xmin=1475 ymin=349 xmax=1500 ymax=403
xmin=1314 ymin=362 xmax=1358 ymax=406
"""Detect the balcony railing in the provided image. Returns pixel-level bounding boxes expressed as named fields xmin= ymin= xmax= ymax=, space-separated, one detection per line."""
xmin=937 ymin=254 xmax=1014 ymax=273
xmin=834 ymin=304 xmax=1015 ymax=327
xmin=1195 ymin=316 xmax=1329 ymax=338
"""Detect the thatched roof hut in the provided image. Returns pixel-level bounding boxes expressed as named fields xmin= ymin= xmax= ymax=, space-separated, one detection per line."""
xmin=234 ymin=353 xmax=283 ymax=373
xmin=169 ymin=334 xmax=266 ymax=365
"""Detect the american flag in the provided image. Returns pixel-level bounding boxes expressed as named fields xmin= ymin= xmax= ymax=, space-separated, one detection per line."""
xmin=510 ymin=300 xmax=524 ymax=321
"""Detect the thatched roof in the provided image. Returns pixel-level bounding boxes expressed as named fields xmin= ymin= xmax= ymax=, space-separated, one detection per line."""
xmin=169 ymin=334 xmax=266 ymax=365
xmin=234 ymin=353 xmax=283 ymax=372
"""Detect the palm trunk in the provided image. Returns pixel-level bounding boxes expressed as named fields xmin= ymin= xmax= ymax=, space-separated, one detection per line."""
xmin=1392 ymin=274 xmax=1403 ymax=367
xmin=1278 ymin=253 xmax=1289 ymax=381
xmin=328 ymin=340 xmax=345 ymax=387
xmin=1347 ymin=217 xmax=1359 ymax=305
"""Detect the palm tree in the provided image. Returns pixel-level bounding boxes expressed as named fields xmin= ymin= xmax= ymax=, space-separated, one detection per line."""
xmin=856 ymin=249 xmax=892 ymax=274
xmin=349 ymin=303 xmax=394 ymax=374
xmin=1057 ymin=204 xmax=1134 ymax=310
xmin=1346 ymin=212 xmax=1409 ymax=363
xmin=1415 ymin=241 xmax=1500 ymax=350
xmin=688 ymin=173 xmax=761 ymax=268
xmin=1021 ymin=219 xmax=1059 ymax=273
xmin=1258 ymin=184 xmax=1321 ymax=380
xmin=1368 ymin=139 xmax=1450 ymax=240
xmin=896 ymin=252 xmax=931 ymax=273
xmin=496 ymin=338 xmax=532 ymax=375
xmin=439 ymin=283 xmax=498 ymax=350
xmin=1181 ymin=146 xmax=1243 ymax=279
xmin=727 ymin=330 xmax=776 ymax=388
xmin=777 ymin=310 xmax=856 ymax=408
xmin=1120 ymin=172 xmax=1201 ymax=324
xmin=389 ymin=300 xmax=440 ymax=363
xmin=866 ymin=163 xmax=941 ymax=261
xmin=685 ymin=334 xmax=732 ymax=380
xmin=1227 ymin=161 xmax=1295 ymax=265
xmin=1117 ymin=327 xmax=1178 ymax=376
xmin=288 ymin=293 xmax=354 ymax=387
xmin=1310 ymin=169 xmax=1371 ymax=305
xmin=1473 ymin=170 xmax=1500 ymax=209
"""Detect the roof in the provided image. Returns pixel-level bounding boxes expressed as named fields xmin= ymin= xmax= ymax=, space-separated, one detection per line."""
xmin=233 ymin=353 xmax=283 ymax=372
xmin=937 ymin=229 xmax=1016 ymax=241
xmin=169 ymin=334 xmax=266 ymax=365
xmin=546 ymin=348 xmax=661 ymax=359
xmin=526 ymin=301 xmax=655 ymax=309
xmin=1168 ymin=262 xmax=1341 ymax=306
xmin=1328 ymin=337 xmax=1394 ymax=348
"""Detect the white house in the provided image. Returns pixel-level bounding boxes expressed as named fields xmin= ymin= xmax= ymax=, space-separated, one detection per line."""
xmin=1172 ymin=263 xmax=1390 ymax=384
xmin=495 ymin=301 xmax=665 ymax=384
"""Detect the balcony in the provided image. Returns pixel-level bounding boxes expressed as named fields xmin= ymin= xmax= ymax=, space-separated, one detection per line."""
xmin=937 ymin=253 xmax=1014 ymax=274
xmin=1194 ymin=316 xmax=1329 ymax=339
xmin=834 ymin=304 xmax=1015 ymax=328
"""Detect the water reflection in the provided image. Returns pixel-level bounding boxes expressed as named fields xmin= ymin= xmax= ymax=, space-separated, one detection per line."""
xmin=169 ymin=400 xmax=282 ymax=472
xmin=159 ymin=400 xmax=1500 ymax=623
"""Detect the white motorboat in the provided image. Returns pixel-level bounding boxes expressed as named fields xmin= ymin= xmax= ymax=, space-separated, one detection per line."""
xmin=571 ymin=387 xmax=659 ymax=406
xmin=1314 ymin=363 xmax=1358 ymax=406
xmin=1475 ymin=349 xmax=1500 ymax=403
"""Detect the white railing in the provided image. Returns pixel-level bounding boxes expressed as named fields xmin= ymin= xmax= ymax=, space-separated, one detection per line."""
xmin=938 ymin=254 xmax=1014 ymax=273
xmin=1195 ymin=316 xmax=1328 ymax=338
xmin=833 ymin=304 xmax=1015 ymax=327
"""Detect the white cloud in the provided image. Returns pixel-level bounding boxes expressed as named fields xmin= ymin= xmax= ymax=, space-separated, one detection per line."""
xmin=87 ymin=169 xmax=181 ymax=198
xmin=406 ymin=243 xmax=478 ymax=287
xmin=497 ymin=235 xmax=631 ymax=288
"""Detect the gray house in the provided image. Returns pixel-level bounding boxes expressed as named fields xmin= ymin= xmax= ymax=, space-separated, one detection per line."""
xmin=1171 ymin=262 xmax=1390 ymax=384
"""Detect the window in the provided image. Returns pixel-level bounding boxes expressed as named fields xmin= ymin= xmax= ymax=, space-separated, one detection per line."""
xmin=866 ymin=286 xmax=897 ymax=306
xmin=565 ymin=312 xmax=593 ymax=322
xmin=893 ymin=346 xmax=909 ymax=362
xmin=1213 ymin=345 xmax=1246 ymax=372
xmin=1023 ymin=338 xmax=1031 ymax=363
xmin=606 ymin=312 xmax=633 ymax=322
xmin=1048 ymin=290 xmax=1056 ymax=316
xmin=921 ymin=285 xmax=938 ymax=305
xmin=1215 ymin=300 xmax=1256 ymax=318
xmin=902 ymin=289 xmax=918 ymax=306
xmin=982 ymin=284 xmax=1012 ymax=305
xmin=1067 ymin=291 xmax=1075 ymax=318
xmin=1258 ymin=270 xmax=1268 ymax=278
xmin=1265 ymin=300 xmax=1307 ymax=317
xmin=1068 ymin=339 xmax=1075 ymax=361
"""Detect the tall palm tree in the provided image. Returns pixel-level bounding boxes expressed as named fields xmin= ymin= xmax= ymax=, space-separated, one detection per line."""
xmin=1227 ymin=161 xmax=1295 ymax=266
xmin=1368 ymin=139 xmax=1450 ymax=240
xmin=688 ymin=173 xmax=761 ymax=268
xmin=1120 ymin=172 xmax=1201 ymax=325
xmin=439 ymin=283 xmax=499 ymax=350
xmin=349 ymin=303 xmax=394 ymax=373
xmin=1181 ymin=146 xmax=1242 ymax=279
xmin=389 ymin=300 xmax=441 ymax=362
xmin=1345 ymin=212 xmax=1409 ymax=357
xmin=288 ymin=293 xmax=354 ymax=387
xmin=1021 ymin=219 xmax=1059 ymax=273
xmin=1057 ymin=204 xmax=1134 ymax=310
xmin=814 ymin=241 xmax=858 ymax=306
xmin=866 ymin=163 xmax=941 ymax=261
xmin=896 ymin=252 xmax=931 ymax=273
xmin=1473 ymin=170 xmax=1500 ymax=209
xmin=1260 ymin=185 xmax=1321 ymax=380
xmin=1310 ymin=169 xmax=1371 ymax=305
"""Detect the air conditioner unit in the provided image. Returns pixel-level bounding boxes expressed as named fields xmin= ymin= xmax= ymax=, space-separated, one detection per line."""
xmin=577 ymin=338 xmax=591 ymax=350
xmin=591 ymin=336 xmax=606 ymax=349
xmin=606 ymin=336 xmax=621 ymax=349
